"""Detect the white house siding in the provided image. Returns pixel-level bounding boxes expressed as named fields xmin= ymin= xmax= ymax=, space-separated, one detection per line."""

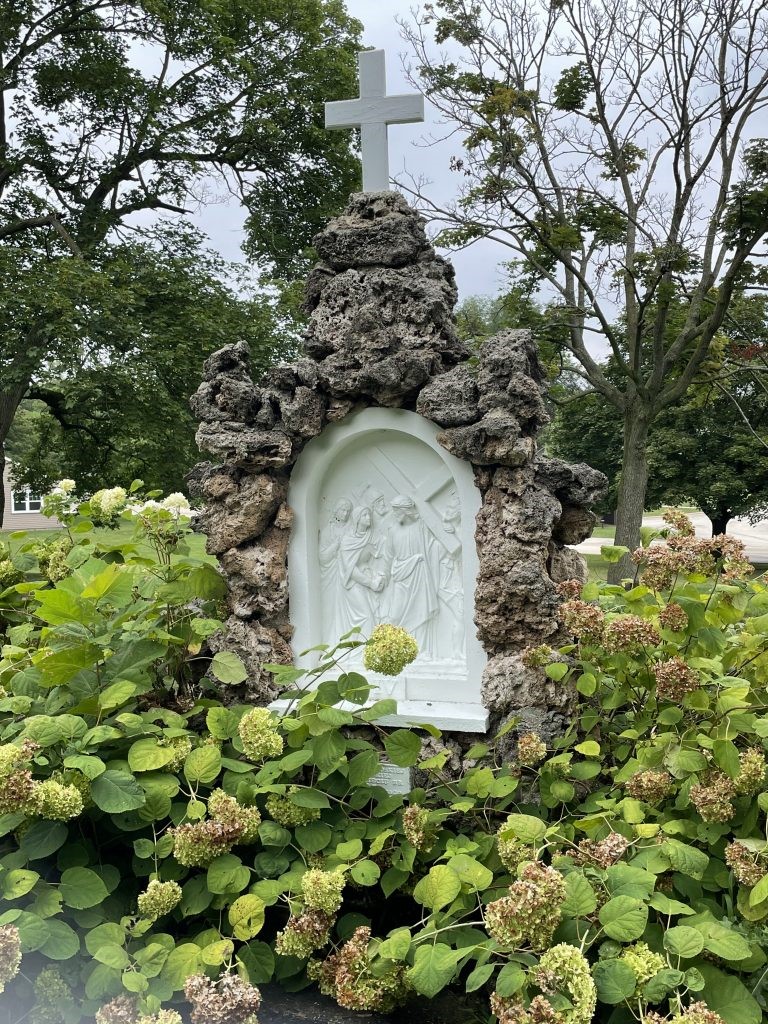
xmin=2 ymin=464 xmax=61 ymax=530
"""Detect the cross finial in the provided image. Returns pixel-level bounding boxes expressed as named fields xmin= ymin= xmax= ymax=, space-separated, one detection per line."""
xmin=325 ymin=50 xmax=425 ymax=192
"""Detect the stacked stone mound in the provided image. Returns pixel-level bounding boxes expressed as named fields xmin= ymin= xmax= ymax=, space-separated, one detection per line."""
xmin=189 ymin=191 xmax=605 ymax=739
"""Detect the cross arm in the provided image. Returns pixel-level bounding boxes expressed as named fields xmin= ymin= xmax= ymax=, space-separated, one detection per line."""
xmin=325 ymin=94 xmax=425 ymax=130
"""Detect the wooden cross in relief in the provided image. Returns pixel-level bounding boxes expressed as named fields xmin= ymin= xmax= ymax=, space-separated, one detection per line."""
xmin=324 ymin=50 xmax=425 ymax=192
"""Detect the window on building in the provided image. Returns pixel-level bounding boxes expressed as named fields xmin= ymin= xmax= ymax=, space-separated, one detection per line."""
xmin=12 ymin=489 xmax=42 ymax=513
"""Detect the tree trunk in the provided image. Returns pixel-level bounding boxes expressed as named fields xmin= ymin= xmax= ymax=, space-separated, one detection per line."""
xmin=609 ymin=405 xmax=651 ymax=584
xmin=710 ymin=511 xmax=731 ymax=536
xmin=0 ymin=385 xmax=28 ymax=529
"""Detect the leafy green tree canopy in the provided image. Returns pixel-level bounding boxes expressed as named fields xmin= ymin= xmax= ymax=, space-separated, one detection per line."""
xmin=403 ymin=0 xmax=768 ymax=578
xmin=0 ymin=0 xmax=362 ymax=522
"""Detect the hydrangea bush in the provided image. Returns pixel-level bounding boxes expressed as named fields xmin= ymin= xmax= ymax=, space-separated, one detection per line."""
xmin=0 ymin=496 xmax=767 ymax=1024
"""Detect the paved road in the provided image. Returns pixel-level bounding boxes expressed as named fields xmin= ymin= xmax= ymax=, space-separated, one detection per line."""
xmin=577 ymin=513 xmax=768 ymax=563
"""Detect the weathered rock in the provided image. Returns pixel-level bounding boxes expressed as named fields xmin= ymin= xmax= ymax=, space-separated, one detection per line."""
xmin=438 ymin=412 xmax=534 ymax=467
xmin=313 ymin=190 xmax=431 ymax=270
xmin=191 ymin=192 xmax=606 ymax=744
xmin=535 ymin=456 xmax=607 ymax=508
xmin=196 ymin=422 xmax=293 ymax=471
xmin=221 ymin=527 xmax=290 ymax=623
xmin=208 ymin=617 xmax=292 ymax=704
xmin=553 ymin=505 xmax=598 ymax=545
xmin=190 ymin=376 xmax=260 ymax=424
xmin=416 ymin=365 xmax=480 ymax=427
xmin=200 ymin=473 xmax=287 ymax=553
xmin=548 ymin=543 xmax=588 ymax=584
xmin=481 ymin=654 xmax=573 ymax=719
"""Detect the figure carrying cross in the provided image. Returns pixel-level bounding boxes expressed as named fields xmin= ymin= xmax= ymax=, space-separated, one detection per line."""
xmin=324 ymin=50 xmax=425 ymax=192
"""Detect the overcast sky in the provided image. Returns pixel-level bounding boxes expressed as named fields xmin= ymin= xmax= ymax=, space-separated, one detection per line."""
xmin=196 ymin=2 xmax=506 ymax=301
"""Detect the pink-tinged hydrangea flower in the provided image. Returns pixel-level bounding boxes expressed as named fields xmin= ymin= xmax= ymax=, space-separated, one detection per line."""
xmin=652 ymin=657 xmax=700 ymax=702
xmin=516 ymin=733 xmax=547 ymax=767
xmin=559 ymin=600 xmax=605 ymax=643
xmin=363 ymin=625 xmax=418 ymax=676
xmin=171 ymin=818 xmax=241 ymax=867
xmin=95 ymin=995 xmax=138 ymax=1024
xmin=184 ymin=973 xmax=262 ymax=1024
xmin=572 ymin=832 xmax=629 ymax=868
xmin=403 ymin=804 xmax=435 ymax=852
xmin=238 ymin=707 xmax=283 ymax=761
xmin=604 ymin=615 xmax=660 ymax=653
xmin=690 ymin=771 xmax=736 ymax=823
xmin=275 ymin=909 xmax=333 ymax=958
xmin=207 ymin=789 xmax=261 ymax=843
xmin=659 ymin=602 xmax=688 ymax=632
xmin=555 ymin=578 xmax=583 ymax=600
xmin=484 ymin=863 xmax=566 ymax=951
xmin=625 ymin=769 xmax=674 ymax=805
xmin=490 ymin=992 xmax=560 ymax=1024
xmin=308 ymin=926 xmax=409 ymax=1012
xmin=725 ymin=841 xmax=766 ymax=887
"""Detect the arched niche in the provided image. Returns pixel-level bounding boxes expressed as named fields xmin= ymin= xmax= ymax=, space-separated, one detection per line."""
xmin=286 ymin=407 xmax=487 ymax=731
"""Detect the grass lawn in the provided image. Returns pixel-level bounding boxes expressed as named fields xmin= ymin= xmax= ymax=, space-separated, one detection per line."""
xmin=1 ymin=523 xmax=212 ymax=562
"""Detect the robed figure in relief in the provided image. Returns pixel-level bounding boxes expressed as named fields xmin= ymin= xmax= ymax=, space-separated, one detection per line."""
xmin=382 ymin=494 xmax=440 ymax=657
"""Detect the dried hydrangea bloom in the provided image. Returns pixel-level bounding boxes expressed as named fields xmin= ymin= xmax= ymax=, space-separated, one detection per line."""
xmin=604 ymin=615 xmax=660 ymax=653
xmin=138 ymin=1013 xmax=183 ymax=1024
xmin=735 ymin=747 xmax=766 ymax=796
xmin=0 ymin=925 xmax=22 ymax=993
xmin=300 ymin=868 xmax=346 ymax=915
xmin=534 ymin=943 xmax=596 ymax=1024
xmin=559 ymin=599 xmax=605 ymax=643
xmin=0 ymin=768 xmax=37 ymax=815
xmin=275 ymin=909 xmax=333 ymax=958
xmin=265 ymin=787 xmax=321 ymax=827
xmin=95 ymin=995 xmax=138 ymax=1024
xmin=363 ymin=624 xmax=418 ymax=676
xmin=307 ymin=926 xmax=409 ymax=1013
xmin=484 ymin=863 xmax=566 ymax=951
xmin=659 ymin=602 xmax=689 ymax=632
xmin=690 ymin=771 xmax=736 ymax=823
xmin=671 ymin=1003 xmax=727 ymax=1024
xmin=137 ymin=879 xmax=183 ymax=921
xmin=725 ymin=841 xmax=767 ymax=887
xmin=662 ymin=510 xmax=696 ymax=537
xmin=516 ymin=733 xmax=547 ymax=767
xmin=403 ymin=804 xmax=435 ymax=852
xmin=572 ymin=832 xmax=629 ymax=868
xmin=625 ymin=769 xmax=675 ymax=805
xmin=490 ymin=993 xmax=561 ymax=1024
xmin=555 ymin=578 xmax=583 ymax=600
xmin=652 ymin=657 xmax=700 ymax=702
xmin=238 ymin=708 xmax=284 ymax=762
xmin=184 ymin=973 xmax=261 ymax=1024
xmin=619 ymin=942 xmax=666 ymax=996
xmin=171 ymin=817 xmax=241 ymax=867
xmin=208 ymin=789 xmax=261 ymax=843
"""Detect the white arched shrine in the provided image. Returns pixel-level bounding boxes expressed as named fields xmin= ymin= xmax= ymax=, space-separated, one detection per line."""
xmin=285 ymin=407 xmax=488 ymax=731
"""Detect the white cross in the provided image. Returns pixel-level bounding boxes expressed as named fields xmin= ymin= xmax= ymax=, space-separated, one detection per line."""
xmin=325 ymin=50 xmax=425 ymax=192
